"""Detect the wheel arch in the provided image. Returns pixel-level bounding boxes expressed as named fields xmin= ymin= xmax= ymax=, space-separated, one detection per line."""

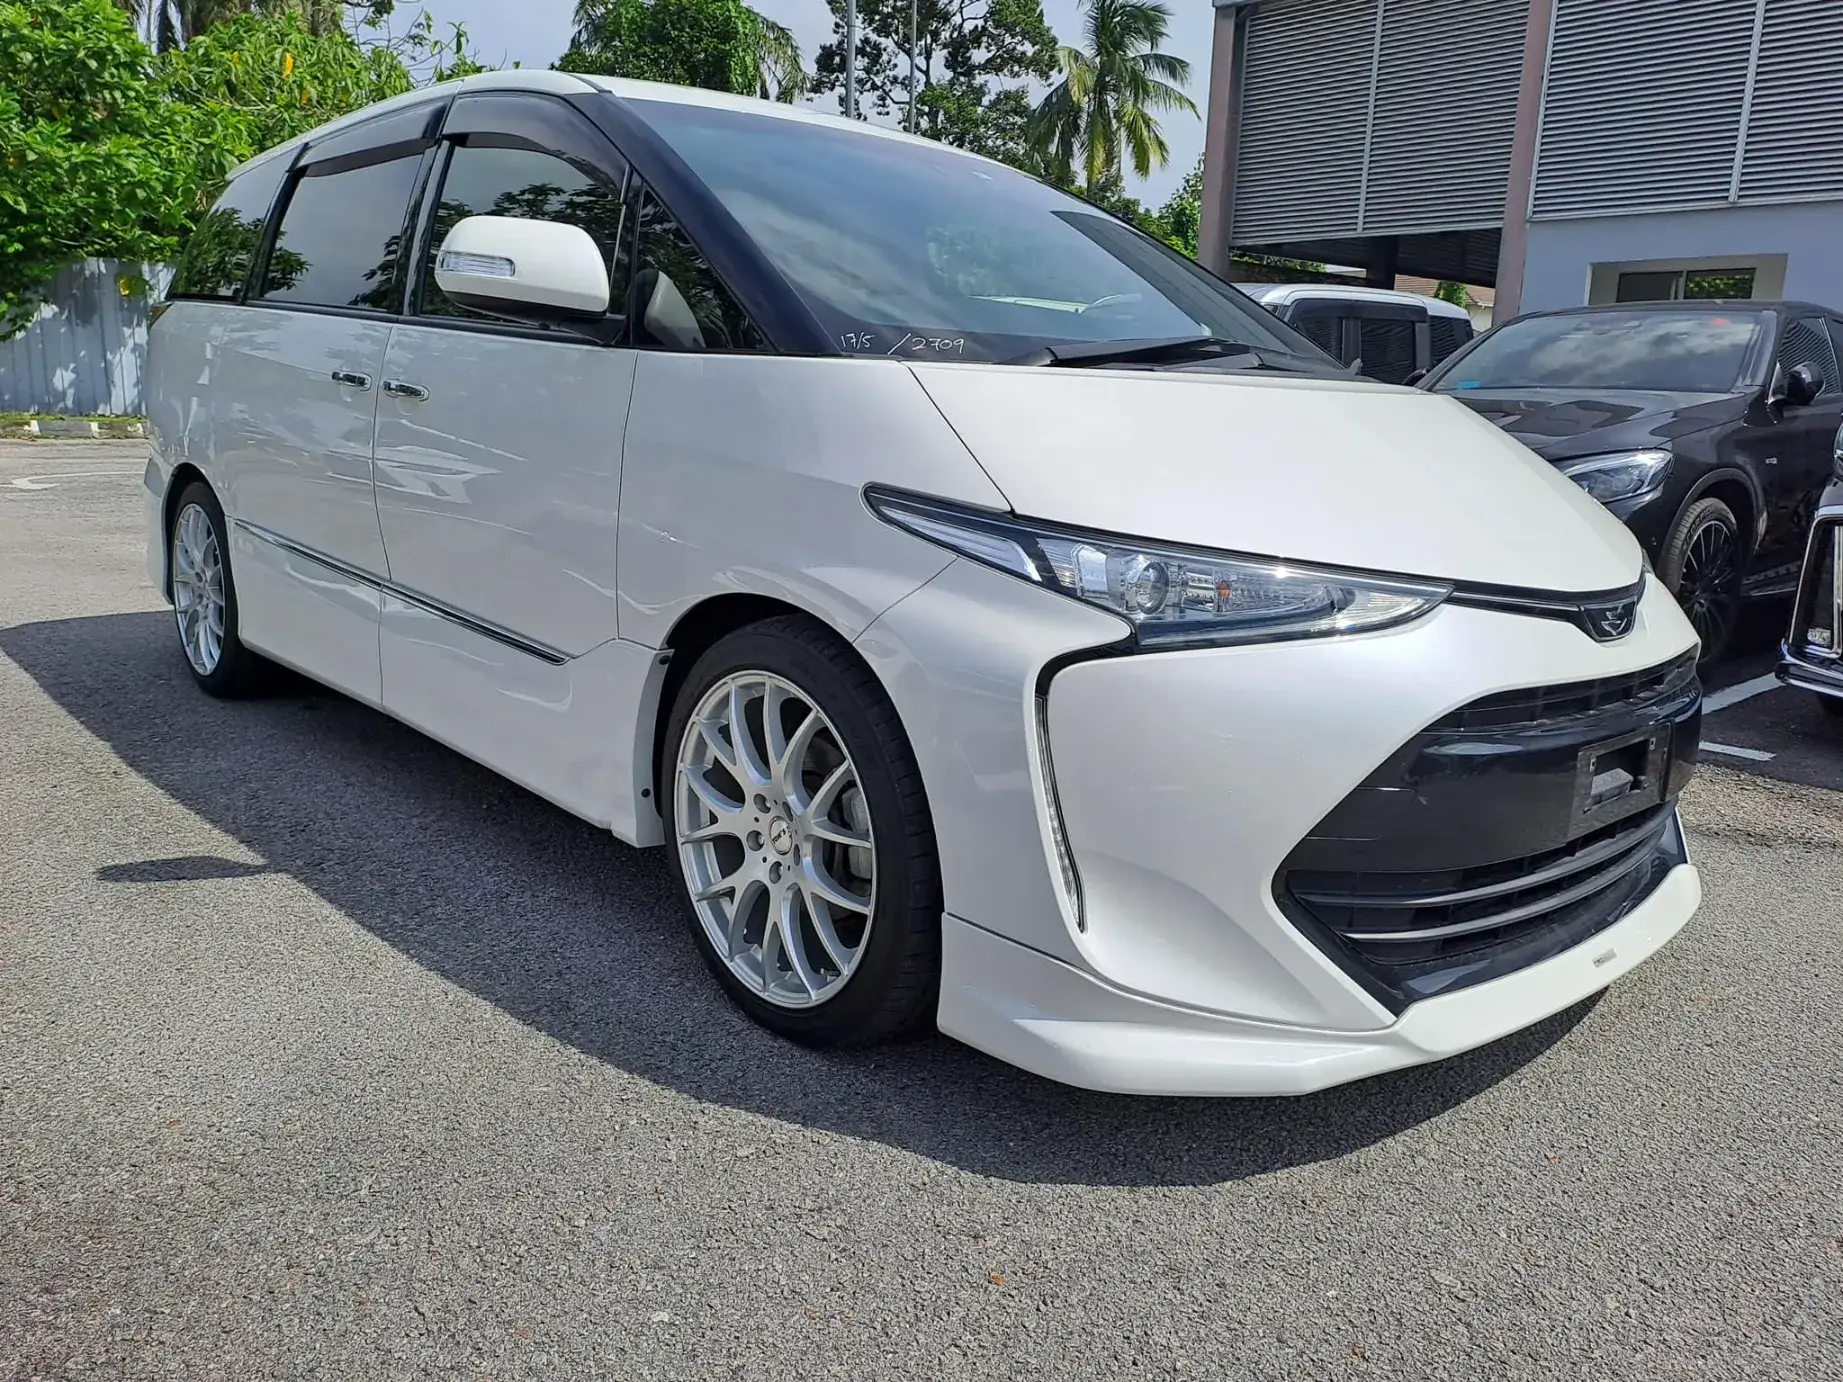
xmin=1681 ymin=468 xmax=1759 ymax=564
xmin=646 ymin=593 xmax=873 ymax=817
xmin=158 ymin=462 xmax=212 ymax=600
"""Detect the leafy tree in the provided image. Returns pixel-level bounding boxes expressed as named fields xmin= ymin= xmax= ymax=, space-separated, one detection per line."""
xmin=1031 ymin=0 xmax=1195 ymax=194
xmin=1157 ymin=154 xmax=1203 ymax=257
xmin=0 ymin=0 xmax=195 ymax=335
xmin=114 ymin=0 xmax=396 ymax=52
xmin=560 ymin=0 xmax=805 ymax=102
xmin=1433 ymin=281 xmax=1473 ymax=307
xmin=813 ymin=0 xmax=1056 ymax=155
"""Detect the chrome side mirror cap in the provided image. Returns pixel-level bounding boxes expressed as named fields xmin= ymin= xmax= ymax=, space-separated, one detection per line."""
xmin=434 ymin=215 xmax=610 ymax=318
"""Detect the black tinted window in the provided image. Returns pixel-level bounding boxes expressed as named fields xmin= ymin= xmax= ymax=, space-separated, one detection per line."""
xmin=1778 ymin=317 xmax=1841 ymax=398
xmin=1429 ymin=316 xmax=1473 ymax=364
xmin=630 ymin=99 xmax=1324 ymax=365
xmin=1430 ymin=310 xmax=1766 ymax=394
xmin=631 ymin=187 xmax=764 ymax=352
xmin=170 ymin=155 xmax=291 ymax=300
xmin=420 ymin=142 xmax=629 ymax=320
xmin=260 ymin=154 xmax=422 ymax=310
xmin=1359 ymin=318 xmax=1418 ymax=384
xmin=1289 ymin=312 xmax=1344 ymax=361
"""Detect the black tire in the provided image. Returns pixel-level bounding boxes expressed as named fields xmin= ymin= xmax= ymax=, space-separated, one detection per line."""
xmin=1658 ymin=496 xmax=1743 ymax=664
xmin=168 ymin=481 xmax=270 ymax=698
xmin=660 ymin=615 xmax=941 ymax=1047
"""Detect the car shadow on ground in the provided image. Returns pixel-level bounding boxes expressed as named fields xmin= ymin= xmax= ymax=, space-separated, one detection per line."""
xmin=3 ymin=611 xmax=1600 ymax=1188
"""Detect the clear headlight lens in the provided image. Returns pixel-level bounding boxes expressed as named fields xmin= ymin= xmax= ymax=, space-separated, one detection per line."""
xmin=1558 ymin=450 xmax=1673 ymax=503
xmin=867 ymin=490 xmax=1449 ymax=649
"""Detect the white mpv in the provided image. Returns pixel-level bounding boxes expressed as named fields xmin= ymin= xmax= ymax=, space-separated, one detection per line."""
xmin=145 ymin=73 xmax=1706 ymax=1096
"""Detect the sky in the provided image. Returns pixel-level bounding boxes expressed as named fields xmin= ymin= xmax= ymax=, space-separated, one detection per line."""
xmin=396 ymin=0 xmax=1213 ymax=203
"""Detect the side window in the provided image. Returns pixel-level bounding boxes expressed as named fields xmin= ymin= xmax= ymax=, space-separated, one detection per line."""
xmin=419 ymin=141 xmax=630 ymax=321
xmin=1358 ymin=316 xmax=1419 ymax=385
xmin=1286 ymin=303 xmax=1346 ymax=362
xmin=1778 ymin=316 xmax=1842 ymax=398
xmin=258 ymin=153 xmax=424 ymax=311
xmin=170 ymin=155 xmax=291 ymax=301
xmin=631 ymin=186 xmax=765 ymax=353
xmin=1429 ymin=316 xmax=1473 ymax=365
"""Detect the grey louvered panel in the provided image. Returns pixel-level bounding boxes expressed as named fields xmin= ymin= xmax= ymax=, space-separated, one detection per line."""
xmin=1532 ymin=0 xmax=1758 ymax=218
xmin=1232 ymin=0 xmax=1377 ymax=243
xmin=1739 ymin=0 xmax=1843 ymax=202
xmin=1362 ymin=0 xmax=1525 ymax=235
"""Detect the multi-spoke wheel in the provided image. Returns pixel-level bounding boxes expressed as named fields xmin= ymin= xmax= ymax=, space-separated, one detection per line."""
xmin=167 ymin=481 xmax=268 ymax=697
xmin=662 ymin=616 xmax=941 ymax=1045
xmin=1660 ymin=496 xmax=1742 ymax=664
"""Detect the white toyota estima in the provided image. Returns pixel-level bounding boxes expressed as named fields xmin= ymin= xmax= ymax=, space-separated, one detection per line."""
xmin=145 ymin=73 xmax=1705 ymax=1096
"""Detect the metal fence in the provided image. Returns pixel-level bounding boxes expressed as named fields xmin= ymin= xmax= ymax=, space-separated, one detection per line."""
xmin=0 ymin=259 xmax=173 ymax=417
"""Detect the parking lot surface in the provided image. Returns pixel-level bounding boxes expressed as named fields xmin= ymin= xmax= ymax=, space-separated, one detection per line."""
xmin=3 ymin=442 xmax=1840 ymax=1381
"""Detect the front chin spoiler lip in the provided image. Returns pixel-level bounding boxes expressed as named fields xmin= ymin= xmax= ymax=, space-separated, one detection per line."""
xmin=935 ymin=858 xmax=1702 ymax=1098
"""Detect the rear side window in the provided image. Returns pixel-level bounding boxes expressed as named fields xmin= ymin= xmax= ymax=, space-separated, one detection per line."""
xmin=1358 ymin=317 xmax=1418 ymax=385
xmin=1289 ymin=311 xmax=1343 ymax=361
xmin=419 ymin=142 xmax=629 ymax=321
xmin=631 ymin=187 xmax=765 ymax=353
xmin=259 ymin=154 xmax=424 ymax=311
xmin=1430 ymin=316 xmax=1473 ymax=365
xmin=1778 ymin=316 xmax=1841 ymax=398
xmin=170 ymin=156 xmax=291 ymax=301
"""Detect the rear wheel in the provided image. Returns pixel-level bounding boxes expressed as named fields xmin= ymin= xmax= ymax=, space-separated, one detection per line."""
xmin=661 ymin=616 xmax=941 ymax=1046
xmin=169 ymin=481 xmax=269 ymax=697
xmin=1659 ymin=497 xmax=1742 ymax=663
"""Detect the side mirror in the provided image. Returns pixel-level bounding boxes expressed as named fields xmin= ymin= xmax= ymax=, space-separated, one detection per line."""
xmin=1779 ymin=361 xmax=1823 ymax=408
xmin=433 ymin=215 xmax=610 ymax=319
xmin=635 ymin=266 xmax=706 ymax=351
xmin=1404 ymin=368 xmax=1429 ymax=387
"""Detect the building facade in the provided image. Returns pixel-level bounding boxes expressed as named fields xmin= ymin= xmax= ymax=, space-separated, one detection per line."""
xmin=1200 ymin=0 xmax=1843 ymax=319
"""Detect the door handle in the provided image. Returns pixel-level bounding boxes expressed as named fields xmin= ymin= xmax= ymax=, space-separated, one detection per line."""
xmin=382 ymin=379 xmax=429 ymax=401
xmin=330 ymin=370 xmax=372 ymax=390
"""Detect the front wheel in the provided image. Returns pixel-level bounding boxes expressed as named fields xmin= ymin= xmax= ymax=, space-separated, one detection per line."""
xmin=661 ymin=616 xmax=942 ymax=1046
xmin=1659 ymin=496 xmax=1742 ymax=663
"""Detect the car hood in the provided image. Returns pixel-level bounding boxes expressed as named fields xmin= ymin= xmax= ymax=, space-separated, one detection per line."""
xmin=907 ymin=364 xmax=1642 ymax=594
xmin=1440 ymin=387 xmax=1746 ymax=461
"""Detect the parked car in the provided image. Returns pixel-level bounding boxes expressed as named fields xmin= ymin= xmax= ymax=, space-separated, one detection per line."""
xmin=146 ymin=73 xmax=1705 ymax=1097
xmin=1243 ymin=283 xmax=1475 ymax=385
xmin=1776 ymin=425 xmax=1843 ymax=715
xmin=1423 ymin=301 xmax=1843 ymax=661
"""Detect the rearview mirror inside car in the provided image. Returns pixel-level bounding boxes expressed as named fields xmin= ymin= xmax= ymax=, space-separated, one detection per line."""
xmin=433 ymin=215 xmax=611 ymax=320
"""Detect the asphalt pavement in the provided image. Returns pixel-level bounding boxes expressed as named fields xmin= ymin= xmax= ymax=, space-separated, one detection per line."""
xmin=2 ymin=441 xmax=1839 ymax=1381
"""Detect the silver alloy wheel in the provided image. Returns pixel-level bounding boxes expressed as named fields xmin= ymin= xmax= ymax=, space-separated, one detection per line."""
xmin=172 ymin=502 xmax=226 ymax=676
xmin=674 ymin=671 xmax=877 ymax=1009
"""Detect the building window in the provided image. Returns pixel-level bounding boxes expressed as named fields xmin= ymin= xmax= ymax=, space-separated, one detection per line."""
xmin=1614 ymin=267 xmax=1757 ymax=303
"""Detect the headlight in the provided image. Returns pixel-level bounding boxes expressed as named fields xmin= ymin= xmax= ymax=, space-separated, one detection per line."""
xmin=866 ymin=489 xmax=1450 ymax=650
xmin=1557 ymin=450 xmax=1673 ymax=503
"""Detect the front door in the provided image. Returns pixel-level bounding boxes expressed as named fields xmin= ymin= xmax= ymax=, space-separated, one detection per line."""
xmin=370 ymin=95 xmax=640 ymax=822
xmin=1748 ymin=314 xmax=1843 ymax=587
xmin=215 ymin=117 xmax=431 ymax=704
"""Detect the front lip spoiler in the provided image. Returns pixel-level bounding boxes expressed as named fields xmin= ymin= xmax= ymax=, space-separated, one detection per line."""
xmin=1777 ymin=643 xmax=1843 ymax=699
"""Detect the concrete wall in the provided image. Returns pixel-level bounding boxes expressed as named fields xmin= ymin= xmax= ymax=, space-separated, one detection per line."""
xmin=0 ymin=260 xmax=173 ymax=417
xmin=1518 ymin=200 xmax=1843 ymax=316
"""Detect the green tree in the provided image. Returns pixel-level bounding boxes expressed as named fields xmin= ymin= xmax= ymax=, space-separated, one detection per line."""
xmin=0 ymin=0 xmax=196 ymax=335
xmin=1156 ymin=154 xmax=1203 ymax=257
xmin=560 ymin=0 xmax=805 ymax=102
xmin=1031 ymin=0 xmax=1195 ymax=194
xmin=114 ymin=0 xmax=396 ymax=52
xmin=813 ymin=0 xmax=1056 ymax=156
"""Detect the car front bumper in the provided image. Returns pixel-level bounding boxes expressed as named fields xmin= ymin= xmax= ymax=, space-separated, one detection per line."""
xmin=856 ymin=558 xmax=1704 ymax=1096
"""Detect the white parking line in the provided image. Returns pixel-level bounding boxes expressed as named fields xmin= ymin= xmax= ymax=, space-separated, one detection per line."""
xmin=1703 ymin=673 xmax=1781 ymax=714
xmin=1702 ymin=742 xmax=1776 ymax=762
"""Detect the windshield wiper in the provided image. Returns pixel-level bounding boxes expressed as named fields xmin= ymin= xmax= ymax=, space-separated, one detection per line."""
xmin=1003 ymin=335 xmax=1334 ymax=373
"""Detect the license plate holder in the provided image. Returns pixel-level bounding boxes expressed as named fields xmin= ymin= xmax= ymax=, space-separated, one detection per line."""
xmin=1572 ymin=726 xmax=1670 ymax=833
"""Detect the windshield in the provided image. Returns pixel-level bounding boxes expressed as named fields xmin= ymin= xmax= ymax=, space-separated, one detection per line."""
xmin=1429 ymin=309 xmax=1767 ymax=394
xmin=630 ymin=100 xmax=1331 ymax=367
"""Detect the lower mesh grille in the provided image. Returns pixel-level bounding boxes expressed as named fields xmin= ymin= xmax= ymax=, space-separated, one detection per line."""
xmin=1287 ymin=806 xmax=1671 ymax=966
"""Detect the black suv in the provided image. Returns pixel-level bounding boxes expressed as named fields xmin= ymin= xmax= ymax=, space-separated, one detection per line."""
xmin=1422 ymin=301 xmax=1843 ymax=660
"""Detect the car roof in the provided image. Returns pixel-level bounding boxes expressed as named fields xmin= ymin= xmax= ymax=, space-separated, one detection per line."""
xmin=1243 ymin=282 xmax=1473 ymax=320
xmin=1511 ymin=299 xmax=1838 ymax=322
xmin=226 ymin=70 xmax=1006 ymax=182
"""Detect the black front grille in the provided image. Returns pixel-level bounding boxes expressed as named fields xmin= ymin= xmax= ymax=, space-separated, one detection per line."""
xmin=1285 ymin=807 xmax=1678 ymax=1003
xmin=1275 ymin=658 xmax=1700 ymax=1011
xmin=1797 ymin=520 xmax=1838 ymax=654
xmin=1433 ymin=652 xmax=1698 ymax=731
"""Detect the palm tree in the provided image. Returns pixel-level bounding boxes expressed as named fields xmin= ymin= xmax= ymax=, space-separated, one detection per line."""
xmin=117 ymin=0 xmax=250 ymax=52
xmin=1030 ymin=0 xmax=1197 ymax=195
